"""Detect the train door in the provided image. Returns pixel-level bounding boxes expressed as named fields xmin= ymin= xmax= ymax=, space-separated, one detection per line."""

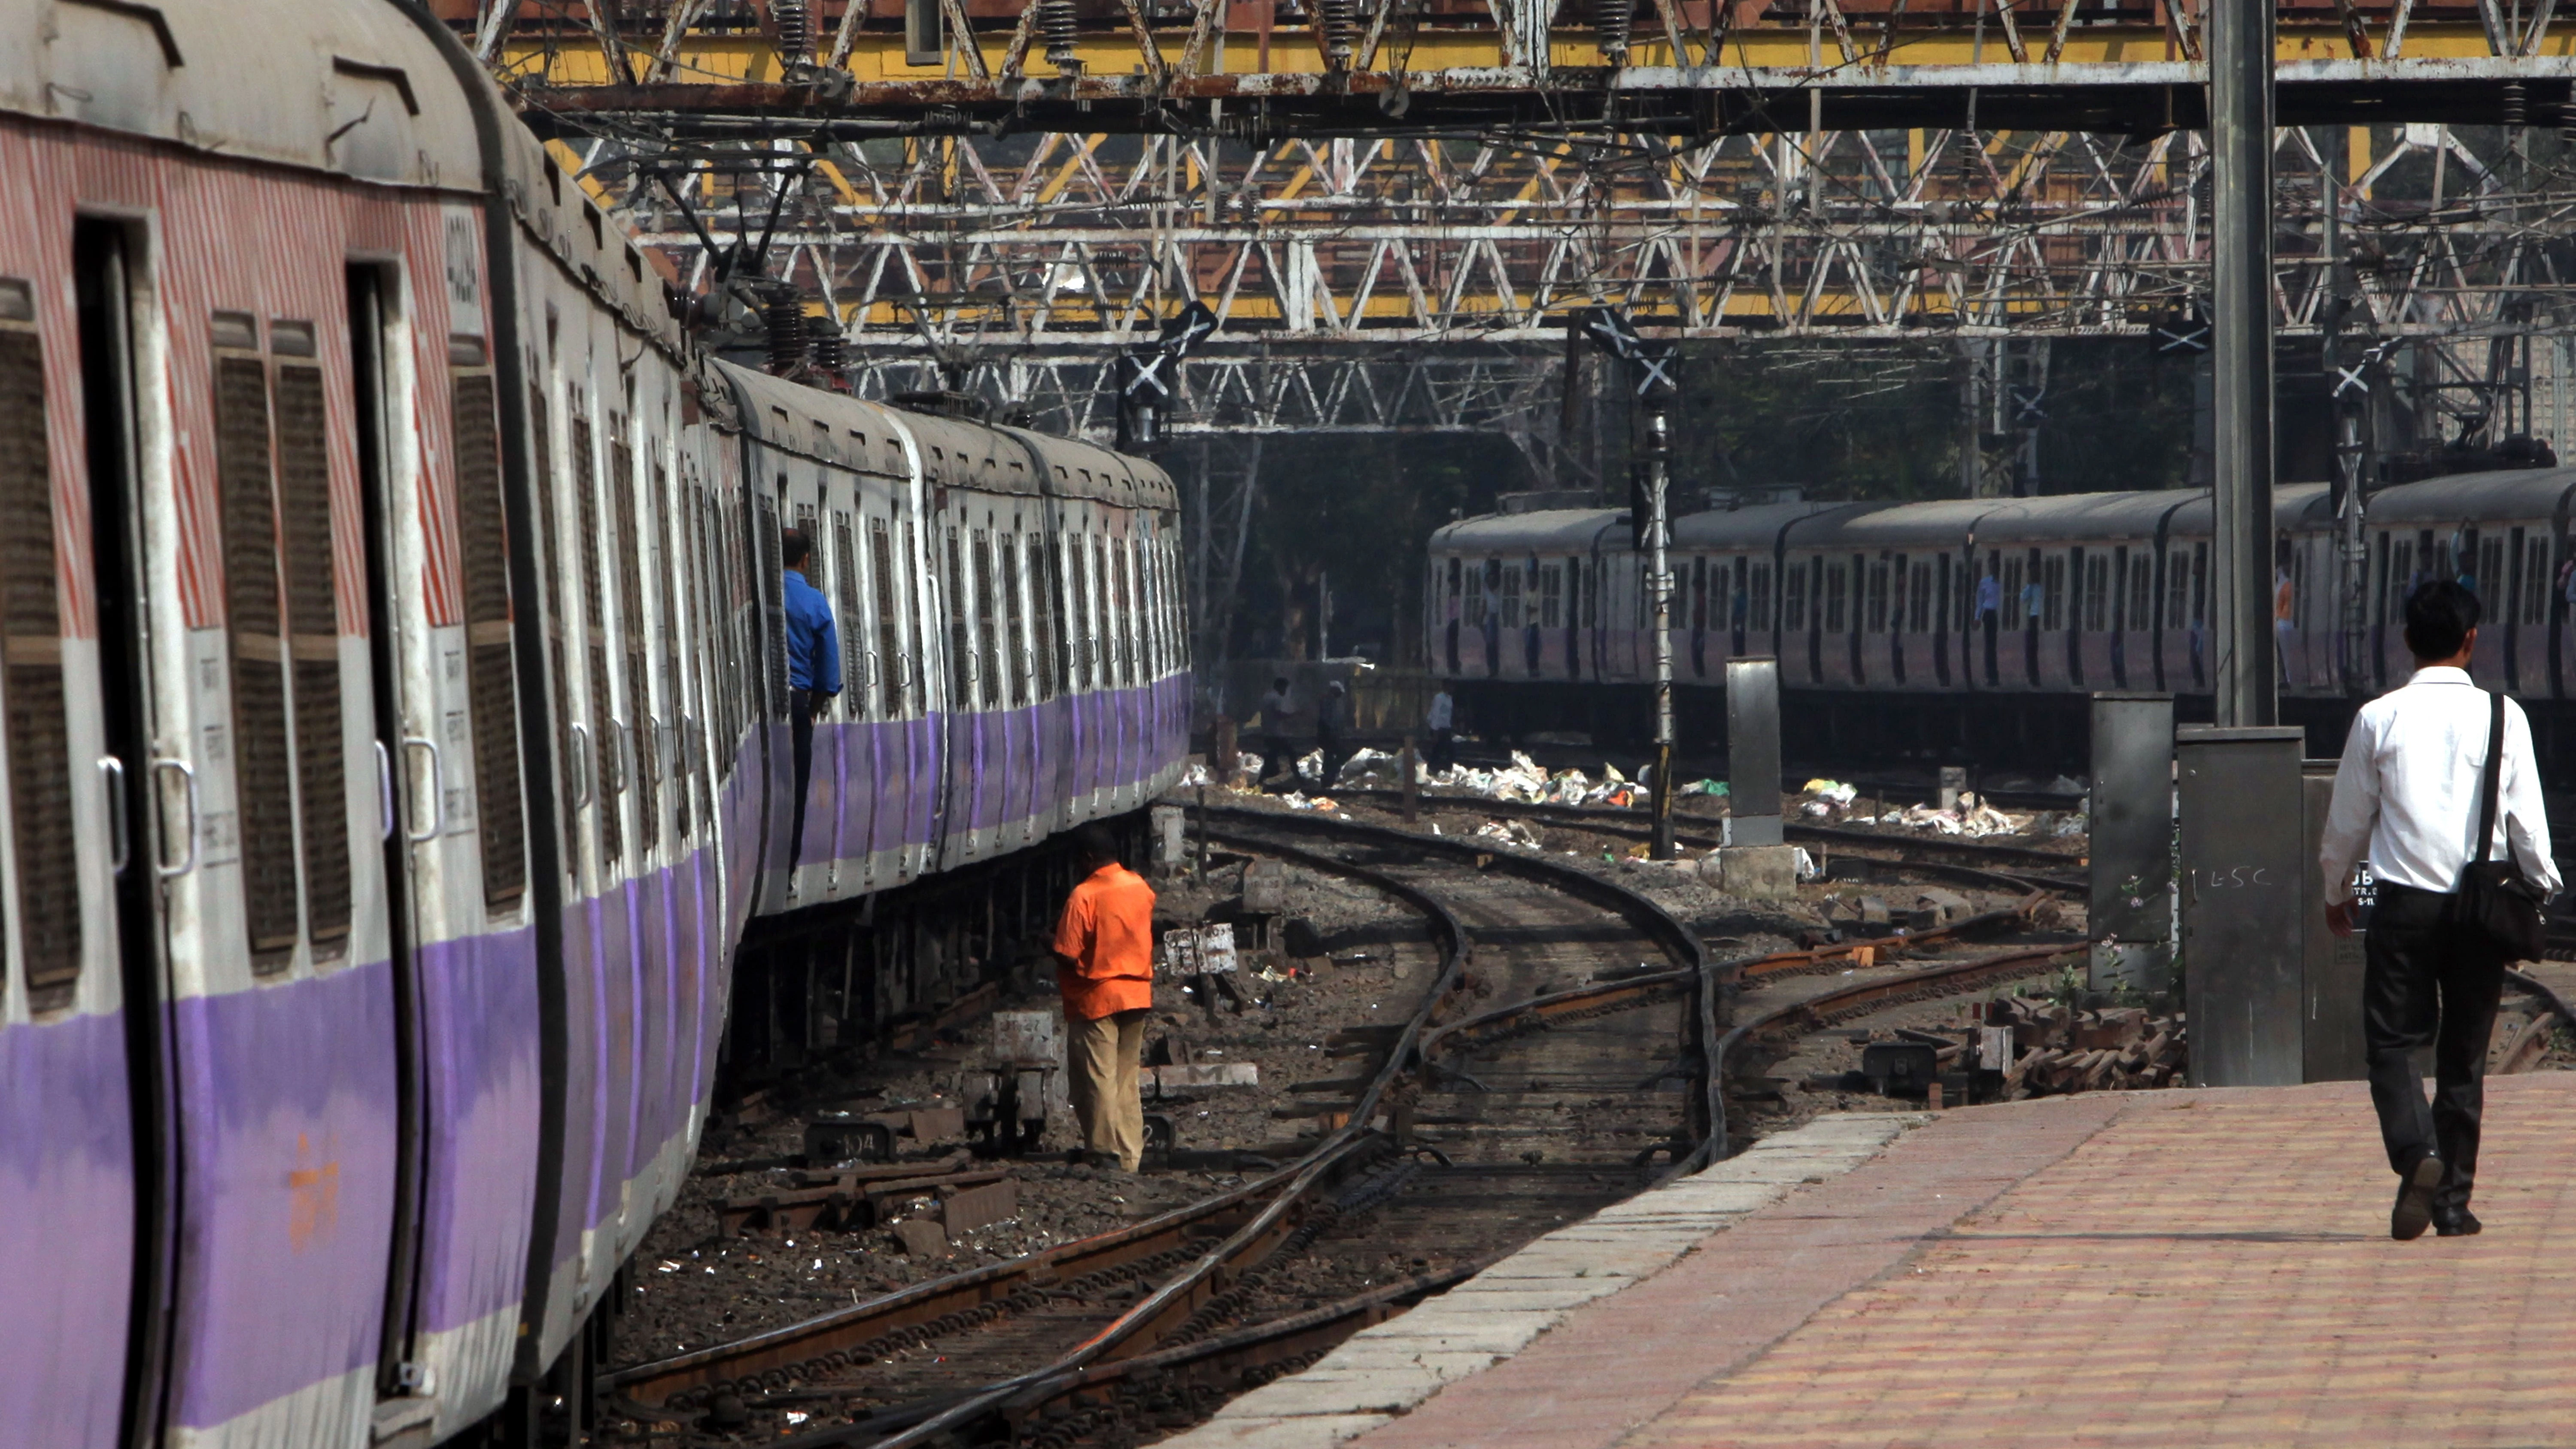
xmin=349 ymin=259 xmax=541 ymax=1426
xmin=40 ymin=219 xmax=159 ymax=1449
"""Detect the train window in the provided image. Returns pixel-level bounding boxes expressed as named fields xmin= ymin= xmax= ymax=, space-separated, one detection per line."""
xmin=2191 ymin=543 xmax=2210 ymax=628
xmin=1540 ymin=563 xmax=1563 ymax=629
xmin=2000 ymin=555 xmax=2023 ymax=623
xmin=1823 ymin=564 xmax=1847 ymax=633
xmin=574 ymin=420 xmax=620 ymax=865
xmin=2527 ymin=538 xmax=2552 ymax=626
xmin=970 ymin=531 xmax=999 ymax=708
xmin=617 ymin=447 xmax=659 ymax=856
xmin=2387 ymin=539 xmax=2411 ymax=622
xmin=2042 ymin=555 xmax=2067 ymax=632
xmin=871 ymin=520 xmax=906 ymax=713
xmin=1002 ymin=537 xmax=1031 ymax=706
xmin=2480 ymin=537 xmax=2505 ymax=601
xmin=1031 ymin=535 xmax=1058 ymax=701
xmin=2084 ymin=555 xmax=2107 ymax=632
xmin=532 ymin=383 xmax=583 ymax=837
xmin=832 ymin=511 xmax=864 ymax=710
xmin=214 ymin=349 xmax=301 ymax=971
xmin=1909 ymin=562 xmax=1931 ymax=633
xmin=1865 ymin=561 xmax=1886 ymax=634
xmin=1073 ymin=534 xmax=1096 ymax=691
xmin=1498 ymin=565 xmax=1522 ymax=630
xmin=1118 ymin=539 xmax=1139 ymax=686
xmin=2127 ymin=555 xmax=2151 ymax=632
xmin=1751 ymin=564 xmax=1772 ymax=631
xmin=945 ymin=527 xmax=971 ymax=706
xmin=2166 ymin=550 xmax=2187 ymax=628
xmin=453 ymin=367 xmax=527 ymax=907
xmin=1 ymin=310 xmax=77 ymax=1004
xmin=1462 ymin=562 xmax=1485 ymax=628
xmin=276 ymin=358 xmax=352 ymax=955
xmin=1784 ymin=563 xmax=1806 ymax=630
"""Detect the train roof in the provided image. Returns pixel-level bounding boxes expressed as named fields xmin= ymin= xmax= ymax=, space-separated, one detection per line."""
xmin=716 ymin=360 xmax=1173 ymax=509
xmin=2154 ymin=482 xmax=2334 ymax=536
xmin=1431 ymin=508 xmax=1626 ymax=552
xmin=1780 ymin=498 xmax=2008 ymax=550
xmin=1669 ymin=500 xmax=1850 ymax=548
xmin=0 ymin=0 xmax=481 ymax=188
xmin=2366 ymin=468 xmax=2576 ymax=523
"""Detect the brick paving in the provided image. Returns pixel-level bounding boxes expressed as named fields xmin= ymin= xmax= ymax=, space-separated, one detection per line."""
xmin=1355 ymin=1075 xmax=2576 ymax=1449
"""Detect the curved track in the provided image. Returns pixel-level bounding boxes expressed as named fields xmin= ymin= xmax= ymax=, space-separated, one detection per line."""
xmin=604 ymin=802 xmax=2087 ymax=1449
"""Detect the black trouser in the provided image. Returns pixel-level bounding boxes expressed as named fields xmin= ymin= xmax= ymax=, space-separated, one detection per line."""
xmin=788 ymin=687 xmax=814 ymax=873
xmin=1260 ymin=733 xmax=1290 ymax=787
xmin=1427 ymin=727 xmax=1456 ymax=773
xmin=1317 ymin=736 xmax=1349 ymax=792
xmin=2364 ymin=883 xmax=2509 ymax=1214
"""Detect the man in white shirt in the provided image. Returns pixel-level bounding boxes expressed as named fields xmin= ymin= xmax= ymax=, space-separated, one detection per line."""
xmin=2321 ymin=579 xmax=2561 ymax=1240
xmin=1425 ymin=686 xmax=1456 ymax=772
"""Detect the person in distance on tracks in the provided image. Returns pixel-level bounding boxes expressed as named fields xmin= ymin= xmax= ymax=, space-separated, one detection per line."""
xmin=1052 ymin=823 xmax=1156 ymax=1172
xmin=1316 ymin=679 xmax=1353 ymax=793
xmin=780 ymin=527 xmax=841 ymax=883
xmin=1256 ymin=674 xmax=1297 ymax=791
xmin=1425 ymin=682 xmax=1457 ymax=775
xmin=2321 ymin=579 xmax=2558 ymax=1241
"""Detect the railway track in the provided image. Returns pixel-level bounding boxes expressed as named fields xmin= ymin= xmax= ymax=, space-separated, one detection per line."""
xmin=603 ymin=805 xmax=2083 ymax=1449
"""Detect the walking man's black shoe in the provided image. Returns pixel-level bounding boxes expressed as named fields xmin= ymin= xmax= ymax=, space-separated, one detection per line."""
xmin=2392 ymin=1154 xmax=2443 ymax=1240
xmin=2434 ymin=1209 xmax=2482 ymax=1237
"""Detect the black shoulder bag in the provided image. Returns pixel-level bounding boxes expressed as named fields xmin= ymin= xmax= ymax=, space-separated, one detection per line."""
xmin=2450 ymin=690 xmax=2550 ymax=961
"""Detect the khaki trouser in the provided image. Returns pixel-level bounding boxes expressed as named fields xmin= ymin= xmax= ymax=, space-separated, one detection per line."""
xmin=1067 ymin=1007 xmax=1150 ymax=1171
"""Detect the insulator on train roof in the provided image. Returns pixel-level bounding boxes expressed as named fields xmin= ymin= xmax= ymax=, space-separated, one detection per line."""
xmin=1593 ymin=0 xmax=1633 ymax=65
xmin=765 ymin=296 xmax=809 ymax=374
xmin=1040 ymin=0 xmax=1081 ymax=76
xmin=2504 ymin=80 xmax=2527 ymax=129
xmin=807 ymin=314 xmax=847 ymax=375
xmin=1318 ymin=0 xmax=1361 ymax=68
xmin=774 ymin=0 xmax=813 ymax=63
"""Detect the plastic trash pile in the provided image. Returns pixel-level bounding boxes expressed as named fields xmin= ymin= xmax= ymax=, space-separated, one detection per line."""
xmin=1473 ymin=818 xmax=1546 ymax=850
xmin=1178 ymin=752 xmax=1267 ymax=791
xmin=1425 ymin=753 xmax=1653 ymax=808
xmin=1798 ymin=779 xmax=2040 ymax=839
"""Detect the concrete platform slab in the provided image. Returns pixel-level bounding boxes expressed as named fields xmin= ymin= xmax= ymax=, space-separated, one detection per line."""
xmin=1345 ymin=1075 xmax=2576 ymax=1449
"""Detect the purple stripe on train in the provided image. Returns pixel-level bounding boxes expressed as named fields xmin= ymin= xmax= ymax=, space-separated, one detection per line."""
xmin=799 ymin=671 xmax=1193 ymax=855
xmin=413 ymin=924 xmax=542 ymax=1337
xmin=0 ymin=1008 xmax=134 ymax=1449
xmin=167 ymin=962 xmax=399 ymax=1429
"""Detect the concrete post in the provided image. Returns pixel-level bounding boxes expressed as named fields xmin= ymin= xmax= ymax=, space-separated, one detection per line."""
xmin=2210 ymin=0 xmax=2278 ymax=728
xmin=1713 ymin=657 xmax=1795 ymax=899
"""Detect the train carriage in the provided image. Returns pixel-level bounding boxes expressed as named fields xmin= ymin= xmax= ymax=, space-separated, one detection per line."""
xmin=1428 ymin=475 xmax=2576 ymax=769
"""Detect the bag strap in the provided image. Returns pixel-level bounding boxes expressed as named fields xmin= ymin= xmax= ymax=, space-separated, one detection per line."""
xmin=2476 ymin=689 xmax=2506 ymax=867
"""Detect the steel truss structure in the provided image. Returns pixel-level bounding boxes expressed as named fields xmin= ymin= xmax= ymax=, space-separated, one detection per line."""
xmin=456 ymin=2 xmax=2576 ymax=135
xmin=550 ymin=115 xmax=2576 ymax=408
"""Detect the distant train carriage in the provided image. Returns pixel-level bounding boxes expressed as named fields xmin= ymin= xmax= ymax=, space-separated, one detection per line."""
xmin=1428 ymin=476 xmax=2576 ymax=770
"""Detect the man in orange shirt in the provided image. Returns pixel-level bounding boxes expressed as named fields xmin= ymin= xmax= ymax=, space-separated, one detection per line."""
xmin=1051 ymin=824 xmax=1157 ymax=1171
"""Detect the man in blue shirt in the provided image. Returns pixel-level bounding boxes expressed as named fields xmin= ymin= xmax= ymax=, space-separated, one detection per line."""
xmin=781 ymin=527 xmax=841 ymax=875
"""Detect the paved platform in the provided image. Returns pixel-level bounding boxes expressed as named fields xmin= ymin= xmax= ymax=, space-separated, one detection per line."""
xmin=1172 ymin=1074 xmax=2576 ymax=1449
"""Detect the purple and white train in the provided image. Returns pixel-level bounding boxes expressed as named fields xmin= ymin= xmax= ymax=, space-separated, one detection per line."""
xmin=0 ymin=4 xmax=1186 ymax=1446
xmin=1430 ymin=475 xmax=2576 ymax=767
